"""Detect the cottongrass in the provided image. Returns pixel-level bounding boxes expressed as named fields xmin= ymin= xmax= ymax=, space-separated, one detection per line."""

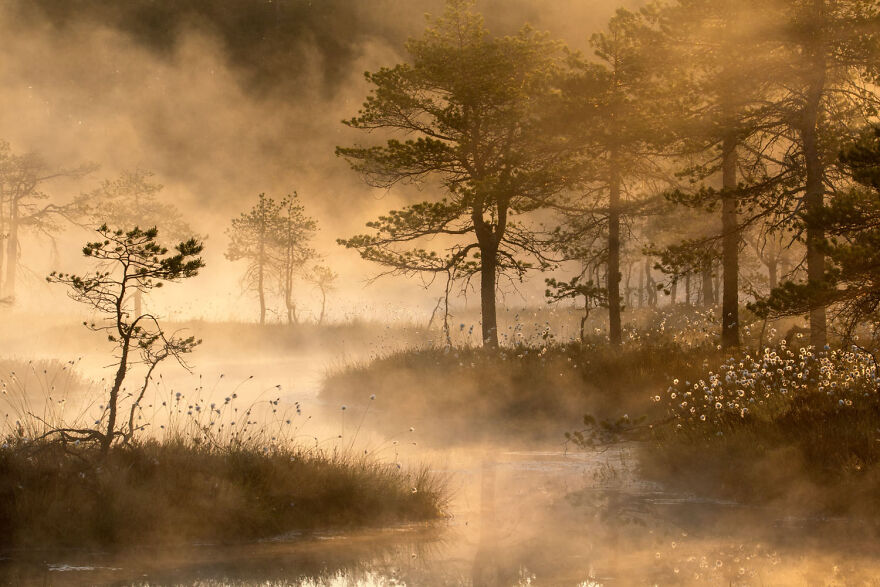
xmin=646 ymin=341 xmax=880 ymax=516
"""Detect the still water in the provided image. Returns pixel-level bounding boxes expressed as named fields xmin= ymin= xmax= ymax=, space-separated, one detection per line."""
xmin=3 ymin=444 xmax=879 ymax=586
xmin=2 ymin=329 xmax=879 ymax=586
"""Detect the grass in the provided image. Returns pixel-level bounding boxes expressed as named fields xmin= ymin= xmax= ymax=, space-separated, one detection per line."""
xmin=0 ymin=436 xmax=445 ymax=551
xmin=0 ymin=356 xmax=446 ymax=552
xmin=641 ymin=343 xmax=880 ymax=518
xmin=321 ymin=337 xmax=721 ymax=445
xmin=321 ymin=306 xmax=880 ymax=519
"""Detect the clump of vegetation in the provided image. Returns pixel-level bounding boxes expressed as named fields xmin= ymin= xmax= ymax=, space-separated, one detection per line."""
xmin=321 ymin=331 xmax=719 ymax=445
xmin=0 ymin=436 xmax=443 ymax=550
xmin=641 ymin=342 xmax=880 ymax=517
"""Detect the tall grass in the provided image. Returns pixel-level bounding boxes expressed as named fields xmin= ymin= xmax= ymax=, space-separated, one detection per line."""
xmin=0 ymin=437 xmax=444 ymax=550
xmin=0 ymin=358 xmax=447 ymax=551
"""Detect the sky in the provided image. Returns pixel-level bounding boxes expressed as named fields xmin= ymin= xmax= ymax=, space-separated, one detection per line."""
xmin=0 ymin=0 xmax=641 ymax=322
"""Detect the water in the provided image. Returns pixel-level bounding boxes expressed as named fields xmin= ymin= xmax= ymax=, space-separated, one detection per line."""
xmin=3 ymin=330 xmax=880 ymax=585
xmin=4 ymin=443 xmax=879 ymax=585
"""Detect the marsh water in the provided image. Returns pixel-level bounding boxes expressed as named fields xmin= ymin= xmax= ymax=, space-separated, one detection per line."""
xmin=3 ymin=329 xmax=880 ymax=586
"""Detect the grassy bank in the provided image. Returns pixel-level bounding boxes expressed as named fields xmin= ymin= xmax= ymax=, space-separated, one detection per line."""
xmin=642 ymin=344 xmax=880 ymax=519
xmin=322 ymin=323 xmax=880 ymax=519
xmin=0 ymin=437 xmax=445 ymax=550
xmin=321 ymin=339 xmax=720 ymax=445
xmin=0 ymin=355 xmax=446 ymax=552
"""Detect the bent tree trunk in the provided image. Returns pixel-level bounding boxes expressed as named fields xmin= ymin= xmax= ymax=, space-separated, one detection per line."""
xmin=721 ymin=132 xmax=740 ymax=348
xmin=103 ymin=323 xmax=131 ymax=455
xmin=607 ymin=165 xmax=622 ymax=345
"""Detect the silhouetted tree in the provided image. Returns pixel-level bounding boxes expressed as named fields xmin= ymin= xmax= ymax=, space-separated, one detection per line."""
xmin=770 ymin=0 xmax=880 ymax=348
xmin=0 ymin=142 xmax=94 ymax=304
xmin=276 ymin=193 xmax=317 ymax=325
xmin=227 ymin=194 xmax=278 ymax=324
xmin=646 ymin=0 xmax=789 ymax=348
xmin=77 ymin=169 xmax=195 ymax=316
xmin=47 ymin=225 xmax=203 ymax=454
xmin=337 ymin=0 xmax=571 ymax=348
xmin=545 ymin=275 xmax=607 ymax=343
xmin=226 ymin=193 xmax=317 ymax=324
xmin=754 ymin=126 xmax=880 ymax=348
xmin=307 ymin=265 xmax=338 ymax=325
xmin=559 ymin=8 xmax=668 ymax=345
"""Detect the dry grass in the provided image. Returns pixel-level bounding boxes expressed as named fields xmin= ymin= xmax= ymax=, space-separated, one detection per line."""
xmin=0 ymin=436 xmax=445 ymax=550
xmin=320 ymin=339 xmax=719 ymax=446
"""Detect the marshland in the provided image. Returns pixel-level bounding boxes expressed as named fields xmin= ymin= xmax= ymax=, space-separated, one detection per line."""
xmin=1 ymin=0 xmax=880 ymax=585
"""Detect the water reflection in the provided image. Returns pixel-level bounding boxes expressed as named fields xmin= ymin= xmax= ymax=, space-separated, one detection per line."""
xmin=3 ymin=447 xmax=879 ymax=585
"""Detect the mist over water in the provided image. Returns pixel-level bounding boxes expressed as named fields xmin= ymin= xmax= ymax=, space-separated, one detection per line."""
xmin=1 ymin=0 xmax=880 ymax=585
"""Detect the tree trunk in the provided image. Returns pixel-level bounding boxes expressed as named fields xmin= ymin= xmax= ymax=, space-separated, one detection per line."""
xmin=258 ymin=240 xmax=266 ymax=325
xmin=580 ymin=299 xmax=589 ymax=343
xmin=473 ymin=202 xmax=500 ymax=349
xmin=801 ymin=36 xmax=827 ymax=349
xmin=103 ymin=332 xmax=130 ymax=455
xmin=637 ymin=260 xmax=645 ymax=308
xmin=0 ymin=202 xmax=6 ymax=299
xmin=701 ymin=265 xmax=714 ymax=308
xmin=319 ymin=289 xmax=326 ymax=325
xmin=624 ymin=263 xmax=633 ymax=309
xmin=721 ymin=132 xmax=740 ymax=347
xmin=644 ymin=256 xmax=656 ymax=308
xmin=607 ymin=167 xmax=622 ymax=345
xmin=768 ymin=256 xmax=778 ymax=290
xmin=5 ymin=201 xmax=17 ymax=303
xmin=479 ymin=251 xmax=498 ymax=348
xmin=285 ymin=273 xmax=298 ymax=325
xmin=685 ymin=274 xmax=691 ymax=306
xmin=670 ymin=280 xmax=677 ymax=305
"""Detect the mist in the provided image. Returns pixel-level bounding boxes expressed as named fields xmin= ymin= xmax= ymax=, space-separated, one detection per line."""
xmin=1 ymin=0 xmax=879 ymax=584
